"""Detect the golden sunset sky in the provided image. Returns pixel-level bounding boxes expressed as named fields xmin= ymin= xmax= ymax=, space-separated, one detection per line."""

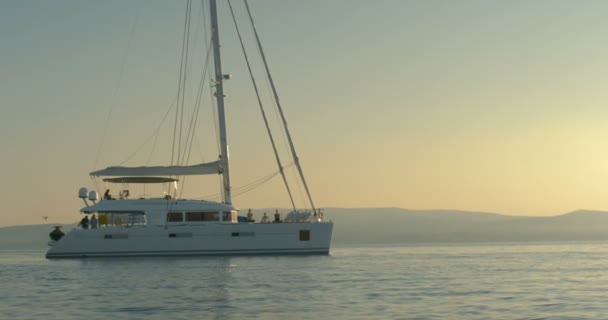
xmin=2 ymin=0 xmax=608 ymax=225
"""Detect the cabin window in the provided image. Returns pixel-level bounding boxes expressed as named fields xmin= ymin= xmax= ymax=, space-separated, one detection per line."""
xmin=186 ymin=212 xmax=219 ymax=222
xmin=186 ymin=212 xmax=202 ymax=221
xmin=98 ymin=214 xmax=108 ymax=226
xmin=222 ymin=212 xmax=233 ymax=221
xmin=231 ymin=232 xmax=254 ymax=237
xmin=167 ymin=212 xmax=183 ymax=222
xmin=98 ymin=211 xmax=145 ymax=226
xmin=126 ymin=213 xmax=145 ymax=225
xmin=299 ymin=230 xmax=310 ymax=241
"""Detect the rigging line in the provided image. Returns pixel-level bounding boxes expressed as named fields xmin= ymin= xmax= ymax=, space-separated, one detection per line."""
xmin=178 ymin=55 xmax=212 ymax=198
xmin=146 ymin=120 xmax=162 ymax=165
xmin=264 ymin=61 xmax=290 ymax=167
xmin=292 ymin=165 xmax=306 ymax=208
xmin=233 ymin=170 xmax=281 ymax=192
xmin=231 ymin=169 xmax=283 ymax=198
xmin=265 ymin=63 xmax=290 ymax=159
xmin=177 ymin=0 xmax=193 ymax=167
xmin=90 ymin=176 xmax=99 ymax=195
xmin=171 ymin=0 xmax=192 ymax=167
xmin=257 ymin=40 xmax=289 ymax=162
xmin=184 ymin=83 xmax=204 ymax=165
xmin=227 ymin=0 xmax=297 ymax=211
xmin=201 ymin=165 xmax=287 ymax=199
xmin=179 ymin=39 xmax=213 ymax=198
xmin=170 ymin=0 xmax=193 ymax=200
xmin=210 ymin=79 xmax=221 ymax=154
xmin=93 ymin=0 xmax=142 ymax=170
xmin=180 ymin=135 xmax=209 ymax=196
xmin=180 ymin=39 xmax=213 ymax=166
xmin=183 ymin=1 xmax=211 ymax=158
xmin=230 ymin=162 xmax=294 ymax=194
xmin=178 ymin=2 xmax=211 ymax=198
xmin=195 ymin=136 xmax=205 ymax=163
xmin=118 ymin=99 xmax=177 ymax=166
xmin=200 ymin=0 xmax=220 ymax=156
xmin=232 ymin=182 xmax=272 ymax=198
xmin=181 ymin=1 xmax=203 ymax=115
xmin=264 ymin=68 xmax=291 ymax=181
xmin=198 ymin=166 xmax=287 ymax=200
xmin=244 ymin=0 xmax=317 ymax=213
xmin=183 ymin=5 xmax=210 ymax=157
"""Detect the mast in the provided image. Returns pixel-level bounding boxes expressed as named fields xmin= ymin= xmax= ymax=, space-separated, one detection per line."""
xmin=210 ymin=0 xmax=232 ymax=204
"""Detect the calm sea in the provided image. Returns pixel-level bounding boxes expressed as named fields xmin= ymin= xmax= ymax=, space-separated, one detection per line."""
xmin=2 ymin=242 xmax=607 ymax=319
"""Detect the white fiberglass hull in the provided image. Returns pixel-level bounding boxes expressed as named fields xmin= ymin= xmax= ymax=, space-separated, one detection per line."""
xmin=46 ymin=222 xmax=333 ymax=259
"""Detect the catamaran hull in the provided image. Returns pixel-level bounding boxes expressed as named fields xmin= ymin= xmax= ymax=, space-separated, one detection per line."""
xmin=46 ymin=222 xmax=333 ymax=259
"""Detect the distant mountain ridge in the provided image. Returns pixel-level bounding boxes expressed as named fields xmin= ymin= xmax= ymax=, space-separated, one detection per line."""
xmin=325 ymin=208 xmax=608 ymax=244
xmin=2 ymin=208 xmax=608 ymax=250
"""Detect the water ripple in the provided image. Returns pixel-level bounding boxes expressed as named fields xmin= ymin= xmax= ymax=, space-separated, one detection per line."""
xmin=2 ymin=242 xmax=608 ymax=319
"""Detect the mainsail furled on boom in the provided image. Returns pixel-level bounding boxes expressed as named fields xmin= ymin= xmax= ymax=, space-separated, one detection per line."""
xmin=90 ymin=160 xmax=221 ymax=177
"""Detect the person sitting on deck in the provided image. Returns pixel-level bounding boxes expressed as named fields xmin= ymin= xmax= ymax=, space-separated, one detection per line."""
xmin=247 ymin=209 xmax=254 ymax=222
xmin=79 ymin=215 xmax=89 ymax=229
xmin=261 ymin=212 xmax=269 ymax=224
xmin=274 ymin=210 xmax=281 ymax=223
xmin=104 ymin=189 xmax=112 ymax=200
xmin=119 ymin=190 xmax=130 ymax=200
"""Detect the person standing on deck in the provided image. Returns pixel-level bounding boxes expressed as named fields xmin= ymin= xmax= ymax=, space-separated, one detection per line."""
xmin=90 ymin=214 xmax=98 ymax=229
xmin=79 ymin=215 xmax=89 ymax=229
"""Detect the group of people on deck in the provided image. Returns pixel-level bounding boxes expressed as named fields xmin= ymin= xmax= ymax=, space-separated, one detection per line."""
xmin=246 ymin=209 xmax=282 ymax=223
xmin=78 ymin=214 xmax=98 ymax=229
xmin=104 ymin=189 xmax=130 ymax=200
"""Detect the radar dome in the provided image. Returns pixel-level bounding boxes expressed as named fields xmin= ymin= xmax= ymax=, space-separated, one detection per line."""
xmin=78 ymin=187 xmax=88 ymax=199
xmin=88 ymin=190 xmax=99 ymax=201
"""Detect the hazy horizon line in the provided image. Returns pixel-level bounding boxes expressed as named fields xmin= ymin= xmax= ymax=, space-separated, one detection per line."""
xmin=3 ymin=207 xmax=608 ymax=228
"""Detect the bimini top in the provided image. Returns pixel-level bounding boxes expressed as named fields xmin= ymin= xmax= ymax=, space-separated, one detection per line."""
xmin=102 ymin=177 xmax=179 ymax=184
xmin=90 ymin=160 xmax=221 ymax=177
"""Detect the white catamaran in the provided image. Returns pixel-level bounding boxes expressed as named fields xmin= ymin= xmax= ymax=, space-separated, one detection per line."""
xmin=46 ymin=0 xmax=333 ymax=258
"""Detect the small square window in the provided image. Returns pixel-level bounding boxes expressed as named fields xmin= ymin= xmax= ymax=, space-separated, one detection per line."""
xmin=299 ymin=230 xmax=310 ymax=241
